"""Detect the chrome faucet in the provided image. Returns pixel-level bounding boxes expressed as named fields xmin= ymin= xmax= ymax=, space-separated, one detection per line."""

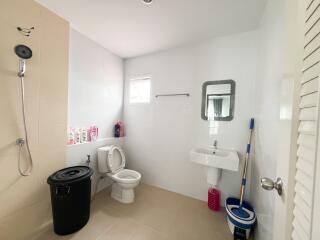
xmin=212 ymin=140 xmax=218 ymax=154
xmin=213 ymin=140 xmax=218 ymax=150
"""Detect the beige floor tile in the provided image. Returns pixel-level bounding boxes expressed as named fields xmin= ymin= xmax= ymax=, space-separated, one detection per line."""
xmin=33 ymin=184 xmax=233 ymax=240
xmin=130 ymin=224 xmax=168 ymax=240
xmin=167 ymin=197 xmax=232 ymax=240
xmin=97 ymin=218 xmax=138 ymax=240
xmin=140 ymin=205 xmax=176 ymax=234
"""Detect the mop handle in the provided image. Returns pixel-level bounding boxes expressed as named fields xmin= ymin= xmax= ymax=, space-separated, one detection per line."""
xmin=239 ymin=118 xmax=254 ymax=207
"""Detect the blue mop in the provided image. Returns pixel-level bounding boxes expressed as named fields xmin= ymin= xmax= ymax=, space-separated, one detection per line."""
xmin=226 ymin=118 xmax=256 ymax=240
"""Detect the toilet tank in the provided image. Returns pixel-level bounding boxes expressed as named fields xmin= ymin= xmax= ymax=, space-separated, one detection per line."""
xmin=97 ymin=146 xmax=112 ymax=174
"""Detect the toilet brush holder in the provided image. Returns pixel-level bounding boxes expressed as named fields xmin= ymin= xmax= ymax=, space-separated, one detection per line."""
xmin=208 ymin=188 xmax=221 ymax=211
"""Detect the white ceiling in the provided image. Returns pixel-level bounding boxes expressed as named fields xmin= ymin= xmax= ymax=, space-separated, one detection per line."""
xmin=37 ymin=0 xmax=267 ymax=58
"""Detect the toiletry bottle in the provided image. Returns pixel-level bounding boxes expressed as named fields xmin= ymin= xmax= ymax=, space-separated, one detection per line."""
xmin=75 ymin=128 xmax=81 ymax=144
xmin=87 ymin=128 xmax=91 ymax=142
xmin=96 ymin=126 xmax=99 ymax=140
xmin=119 ymin=121 xmax=125 ymax=137
xmin=90 ymin=125 xmax=98 ymax=141
xmin=89 ymin=126 xmax=93 ymax=141
xmin=114 ymin=121 xmax=121 ymax=138
xmin=81 ymin=128 xmax=87 ymax=143
xmin=67 ymin=127 xmax=75 ymax=145
xmin=79 ymin=128 xmax=82 ymax=143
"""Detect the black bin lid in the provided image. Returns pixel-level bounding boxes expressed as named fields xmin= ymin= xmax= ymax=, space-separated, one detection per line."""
xmin=47 ymin=166 xmax=93 ymax=185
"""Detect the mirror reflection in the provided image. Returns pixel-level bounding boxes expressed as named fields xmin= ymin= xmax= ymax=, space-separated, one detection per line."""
xmin=201 ymin=80 xmax=235 ymax=121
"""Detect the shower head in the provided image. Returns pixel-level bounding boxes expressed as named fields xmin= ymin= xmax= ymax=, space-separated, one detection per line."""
xmin=15 ymin=45 xmax=32 ymax=59
xmin=14 ymin=45 xmax=32 ymax=77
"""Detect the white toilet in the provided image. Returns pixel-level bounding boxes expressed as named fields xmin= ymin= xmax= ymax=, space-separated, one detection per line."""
xmin=97 ymin=145 xmax=141 ymax=203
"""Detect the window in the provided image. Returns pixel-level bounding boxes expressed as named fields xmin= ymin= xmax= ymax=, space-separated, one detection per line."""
xmin=129 ymin=77 xmax=151 ymax=103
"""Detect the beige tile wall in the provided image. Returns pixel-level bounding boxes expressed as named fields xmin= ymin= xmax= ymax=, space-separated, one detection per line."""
xmin=0 ymin=0 xmax=69 ymax=239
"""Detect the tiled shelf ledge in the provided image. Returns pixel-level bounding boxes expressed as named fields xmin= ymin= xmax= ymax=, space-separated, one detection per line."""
xmin=67 ymin=137 xmax=125 ymax=147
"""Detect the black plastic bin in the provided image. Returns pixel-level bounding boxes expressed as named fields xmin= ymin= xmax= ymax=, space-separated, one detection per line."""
xmin=47 ymin=166 xmax=94 ymax=235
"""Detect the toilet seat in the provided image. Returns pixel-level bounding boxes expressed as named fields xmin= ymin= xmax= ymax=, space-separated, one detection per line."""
xmin=107 ymin=145 xmax=126 ymax=173
xmin=109 ymin=169 xmax=141 ymax=184
xmin=97 ymin=145 xmax=141 ymax=203
xmin=106 ymin=146 xmax=141 ymax=183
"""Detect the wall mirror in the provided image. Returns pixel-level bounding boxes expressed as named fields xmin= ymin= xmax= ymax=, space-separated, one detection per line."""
xmin=201 ymin=80 xmax=235 ymax=121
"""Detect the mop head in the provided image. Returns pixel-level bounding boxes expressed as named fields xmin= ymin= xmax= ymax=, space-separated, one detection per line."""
xmin=226 ymin=197 xmax=256 ymax=232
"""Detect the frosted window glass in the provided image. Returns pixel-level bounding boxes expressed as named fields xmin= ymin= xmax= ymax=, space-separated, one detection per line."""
xmin=129 ymin=77 xmax=151 ymax=103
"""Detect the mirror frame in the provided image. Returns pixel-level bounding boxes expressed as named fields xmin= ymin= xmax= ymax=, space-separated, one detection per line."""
xmin=201 ymin=80 xmax=236 ymax=121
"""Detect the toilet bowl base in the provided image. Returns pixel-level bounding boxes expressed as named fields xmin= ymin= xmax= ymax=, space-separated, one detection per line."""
xmin=111 ymin=183 xmax=135 ymax=204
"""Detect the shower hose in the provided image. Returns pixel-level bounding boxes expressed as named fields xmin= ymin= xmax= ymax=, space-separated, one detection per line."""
xmin=17 ymin=75 xmax=33 ymax=176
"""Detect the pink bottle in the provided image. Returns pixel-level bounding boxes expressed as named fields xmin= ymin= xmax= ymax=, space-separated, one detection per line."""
xmin=208 ymin=188 xmax=221 ymax=211
xmin=89 ymin=125 xmax=99 ymax=141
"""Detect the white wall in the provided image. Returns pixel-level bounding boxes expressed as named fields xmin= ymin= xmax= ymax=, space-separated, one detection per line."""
xmin=252 ymin=0 xmax=303 ymax=239
xmin=67 ymin=29 xmax=124 ymax=193
xmin=254 ymin=1 xmax=286 ymax=239
xmin=68 ymin=29 xmax=124 ymax=139
xmin=251 ymin=2 xmax=285 ymax=236
xmin=124 ymin=31 xmax=258 ymax=204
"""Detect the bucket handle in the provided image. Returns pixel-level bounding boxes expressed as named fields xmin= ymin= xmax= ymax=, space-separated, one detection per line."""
xmin=55 ymin=185 xmax=70 ymax=196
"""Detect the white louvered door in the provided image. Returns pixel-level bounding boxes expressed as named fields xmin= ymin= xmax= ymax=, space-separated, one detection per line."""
xmin=292 ymin=0 xmax=320 ymax=239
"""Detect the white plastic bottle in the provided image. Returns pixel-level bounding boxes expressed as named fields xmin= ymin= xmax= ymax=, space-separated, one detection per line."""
xmin=75 ymin=128 xmax=81 ymax=144
xmin=81 ymin=128 xmax=88 ymax=143
xmin=67 ymin=127 xmax=75 ymax=145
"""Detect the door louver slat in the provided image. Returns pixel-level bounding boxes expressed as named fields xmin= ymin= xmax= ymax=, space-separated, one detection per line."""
xmin=297 ymin=134 xmax=316 ymax=149
xmin=300 ymin=92 xmax=318 ymax=107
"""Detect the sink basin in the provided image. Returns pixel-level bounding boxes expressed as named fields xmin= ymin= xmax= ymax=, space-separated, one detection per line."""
xmin=190 ymin=147 xmax=240 ymax=186
xmin=190 ymin=147 xmax=239 ymax=171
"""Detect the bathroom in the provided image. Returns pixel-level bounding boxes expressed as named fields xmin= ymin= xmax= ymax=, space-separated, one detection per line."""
xmin=0 ymin=0 xmax=318 ymax=239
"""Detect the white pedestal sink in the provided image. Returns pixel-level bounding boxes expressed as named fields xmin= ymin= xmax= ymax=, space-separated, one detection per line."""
xmin=189 ymin=147 xmax=240 ymax=185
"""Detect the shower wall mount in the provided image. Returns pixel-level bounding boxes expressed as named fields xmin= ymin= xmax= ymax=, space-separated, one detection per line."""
xmin=17 ymin=26 xmax=34 ymax=37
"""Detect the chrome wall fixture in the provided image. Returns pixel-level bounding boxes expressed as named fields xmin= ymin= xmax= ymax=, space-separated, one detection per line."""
xmin=17 ymin=26 xmax=34 ymax=37
xmin=260 ymin=177 xmax=283 ymax=196
xmin=155 ymin=93 xmax=190 ymax=98
xmin=14 ymin=44 xmax=34 ymax=176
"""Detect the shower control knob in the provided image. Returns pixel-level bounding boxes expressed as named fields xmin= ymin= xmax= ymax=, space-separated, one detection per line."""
xmin=16 ymin=138 xmax=25 ymax=145
xmin=260 ymin=177 xmax=283 ymax=196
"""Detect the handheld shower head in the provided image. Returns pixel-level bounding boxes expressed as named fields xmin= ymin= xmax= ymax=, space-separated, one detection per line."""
xmin=18 ymin=59 xmax=26 ymax=77
xmin=15 ymin=45 xmax=32 ymax=59
xmin=14 ymin=45 xmax=32 ymax=77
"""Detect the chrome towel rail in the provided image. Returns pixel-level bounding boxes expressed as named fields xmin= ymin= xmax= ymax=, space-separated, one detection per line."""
xmin=155 ymin=93 xmax=190 ymax=98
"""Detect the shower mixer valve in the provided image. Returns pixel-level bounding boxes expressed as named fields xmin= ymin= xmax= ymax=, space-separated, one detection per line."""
xmin=16 ymin=138 xmax=25 ymax=146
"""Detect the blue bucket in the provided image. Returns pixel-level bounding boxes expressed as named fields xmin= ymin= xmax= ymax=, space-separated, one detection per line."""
xmin=225 ymin=197 xmax=256 ymax=239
